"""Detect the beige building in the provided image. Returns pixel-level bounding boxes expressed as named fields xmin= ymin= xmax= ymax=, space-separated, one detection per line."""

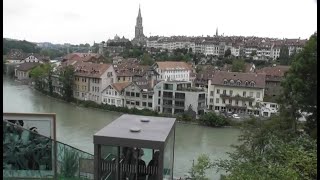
xmin=15 ymin=62 xmax=40 ymax=81
xmin=101 ymin=82 xmax=131 ymax=107
xmin=207 ymin=71 xmax=266 ymax=116
xmin=153 ymin=61 xmax=193 ymax=81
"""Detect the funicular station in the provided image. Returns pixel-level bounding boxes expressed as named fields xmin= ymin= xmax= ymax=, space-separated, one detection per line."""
xmin=94 ymin=114 xmax=176 ymax=180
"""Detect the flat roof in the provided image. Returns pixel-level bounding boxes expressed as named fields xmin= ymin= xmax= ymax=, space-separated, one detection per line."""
xmin=94 ymin=114 xmax=176 ymax=149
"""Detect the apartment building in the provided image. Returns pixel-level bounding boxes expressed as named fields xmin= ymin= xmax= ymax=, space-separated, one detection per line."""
xmin=260 ymin=102 xmax=279 ymax=117
xmin=207 ymin=71 xmax=266 ymax=116
xmin=153 ymin=81 xmax=206 ymax=116
xmin=72 ymin=62 xmax=116 ymax=103
xmin=153 ymin=61 xmax=193 ymax=81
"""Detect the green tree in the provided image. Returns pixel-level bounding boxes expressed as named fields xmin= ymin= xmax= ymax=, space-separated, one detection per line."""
xmin=199 ymin=112 xmax=229 ymax=127
xmin=279 ymin=46 xmax=290 ymax=65
xmin=214 ymin=116 xmax=317 ymax=180
xmin=140 ymin=53 xmax=154 ymax=65
xmin=30 ymin=63 xmax=52 ymax=91
xmin=189 ymin=154 xmax=213 ymax=180
xmin=59 ymin=65 xmax=75 ymax=102
xmin=231 ymin=59 xmax=246 ymax=72
xmin=224 ymin=48 xmax=231 ymax=57
xmin=280 ymin=34 xmax=317 ymax=138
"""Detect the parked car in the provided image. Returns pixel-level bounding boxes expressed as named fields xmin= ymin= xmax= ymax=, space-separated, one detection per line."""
xmin=232 ymin=114 xmax=241 ymax=119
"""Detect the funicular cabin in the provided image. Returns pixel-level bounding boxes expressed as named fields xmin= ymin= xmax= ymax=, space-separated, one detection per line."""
xmin=94 ymin=114 xmax=176 ymax=180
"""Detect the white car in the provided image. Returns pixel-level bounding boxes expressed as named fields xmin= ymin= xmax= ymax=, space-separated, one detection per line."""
xmin=232 ymin=114 xmax=241 ymax=119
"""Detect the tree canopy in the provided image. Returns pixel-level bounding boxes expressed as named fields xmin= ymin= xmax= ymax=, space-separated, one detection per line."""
xmin=3 ymin=38 xmax=40 ymax=55
xmin=231 ymin=59 xmax=246 ymax=72
xmin=279 ymin=46 xmax=290 ymax=65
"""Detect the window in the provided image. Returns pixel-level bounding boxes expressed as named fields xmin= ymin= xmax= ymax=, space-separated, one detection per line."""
xmin=115 ymin=92 xmax=117 ymax=96
xmin=236 ymin=80 xmax=241 ymax=86
xmin=222 ymin=99 xmax=225 ymax=104
xmin=249 ymin=102 xmax=253 ymax=107
xmin=245 ymin=81 xmax=249 ymax=86
xmin=250 ymin=81 xmax=255 ymax=87
xmin=123 ymin=77 xmax=125 ymax=81
xmin=142 ymin=102 xmax=147 ymax=106
xmin=236 ymin=100 xmax=239 ymax=105
xmin=111 ymin=99 xmax=115 ymax=104
xmin=158 ymin=99 xmax=160 ymax=105
xmin=216 ymin=89 xmax=220 ymax=94
xmin=249 ymin=92 xmax=253 ymax=97
xmin=216 ymin=98 xmax=219 ymax=103
xmin=136 ymin=93 xmax=140 ymax=97
xmin=223 ymin=79 xmax=228 ymax=85
xmin=148 ymin=95 xmax=152 ymax=99
xmin=158 ymin=91 xmax=161 ymax=97
xmin=136 ymin=101 xmax=140 ymax=106
xmin=243 ymin=91 xmax=246 ymax=97
xmin=143 ymin=94 xmax=147 ymax=98
xmin=223 ymin=90 xmax=226 ymax=95
xmin=131 ymin=92 xmax=135 ymax=96
xmin=256 ymin=92 xmax=260 ymax=98
xmin=126 ymin=92 xmax=130 ymax=96
xmin=210 ymin=98 xmax=213 ymax=103
xmin=148 ymin=103 xmax=152 ymax=107
xmin=118 ymin=77 xmax=120 ymax=81
xmin=229 ymin=90 xmax=233 ymax=96
xmin=215 ymin=106 xmax=220 ymax=110
xmin=108 ymin=99 xmax=110 ymax=103
xmin=210 ymin=91 xmax=214 ymax=96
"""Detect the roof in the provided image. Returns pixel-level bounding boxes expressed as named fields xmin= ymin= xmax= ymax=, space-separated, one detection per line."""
xmin=16 ymin=62 xmax=40 ymax=71
xmin=256 ymin=65 xmax=290 ymax=77
xmin=112 ymin=82 xmax=131 ymax=92
xmin=155 ymin=61 xmax=193 ymax=70
xmin=94 ymin=114 xmax=176 ymax=149
xmin=211 ymin=71 xmax=266 ymax=88
xmin=73 ymin=62 xmax=111 ymax=78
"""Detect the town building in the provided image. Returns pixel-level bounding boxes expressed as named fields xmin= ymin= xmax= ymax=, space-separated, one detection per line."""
xmin=14 ymin=62 xmax=40 ymax=81
xmin=72 ymin=62 xmax=116 ymax=103
xmin=153 ymin=81 xmax=206 ymax=116
xmin=207 ymin=71 xmax=266 ymax=116
xmin=101 ymin=82 xmax=131 ymax=107
xmin=260 ymin=102 xmax=279 ymax=117
xmin=153 ymin=61 xmax=193 ymax=81
xmin=256 ymin=65 xmax=290 ymax=102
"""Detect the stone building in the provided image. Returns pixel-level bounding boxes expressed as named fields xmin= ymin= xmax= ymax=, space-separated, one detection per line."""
xmin=132 ymin=5 xmax=147 ymax=46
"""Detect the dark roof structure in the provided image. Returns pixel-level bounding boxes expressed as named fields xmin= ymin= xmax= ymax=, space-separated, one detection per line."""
xmin=211 ymin=71 xmax=266 ymax=88
xmin=16 ymin=62 xmax=40 ymax=71
xmin=94 ymin=114 xmax=176 ymax=149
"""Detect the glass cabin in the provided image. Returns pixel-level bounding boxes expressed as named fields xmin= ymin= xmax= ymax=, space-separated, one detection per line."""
xmin=93 ymin=114 xmax=176 ymax=180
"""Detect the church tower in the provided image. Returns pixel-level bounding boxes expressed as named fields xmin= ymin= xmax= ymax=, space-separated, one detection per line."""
xmin=135 ymin=4 xmax=144 ymax=39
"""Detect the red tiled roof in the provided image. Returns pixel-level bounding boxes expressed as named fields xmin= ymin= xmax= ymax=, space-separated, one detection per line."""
xmin=211 ymin=71 xmax=266 ymax=88
xmin=256 ymin=66 xmax=290 ymax=77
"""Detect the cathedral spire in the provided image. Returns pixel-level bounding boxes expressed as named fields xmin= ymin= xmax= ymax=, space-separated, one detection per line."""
xmin=216 ymin=27 xmax=218 ymax=36
xmin=138 ymin=4 xmax=141 ymax=18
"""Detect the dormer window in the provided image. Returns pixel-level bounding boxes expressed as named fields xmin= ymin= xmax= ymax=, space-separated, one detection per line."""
xmin=245 ymin=81 xmax=249 ymax=86
xmin=250 ymin=81 xmax=255 ymax=87
xmin=230 ymin=80 xmax=234 ymax=85
xmin=223 ymin=79 xmax=228 ymax=85
xmin=236 ymin=80 xmax=241 ymax=86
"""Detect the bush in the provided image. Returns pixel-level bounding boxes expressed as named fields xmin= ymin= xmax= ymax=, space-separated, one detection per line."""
xmin=176 ymin=113 xmax=193 ymax=122
xmin=199 ymin=112 xmax=230 ymax=127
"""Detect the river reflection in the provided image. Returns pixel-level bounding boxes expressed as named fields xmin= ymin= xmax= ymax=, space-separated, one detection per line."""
xmin=3 ymin=77 xmax=240 ymax=179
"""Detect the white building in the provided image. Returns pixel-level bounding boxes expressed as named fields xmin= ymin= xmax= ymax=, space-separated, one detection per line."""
xmin=260 ymin=102 xmax=279 ymax=117
xmin=153 ymin=61 xmax=193 ymax=81
xmin=153 ymin=81 xmax=206 ymax=116
xmin=101 ymin=82 xmax=130 ymax=107
xmin=207 ymin=71 xmax=266 ymax=116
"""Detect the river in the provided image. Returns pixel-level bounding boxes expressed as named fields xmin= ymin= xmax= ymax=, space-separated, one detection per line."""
xmin=3 ymin=77 xmax=241 ymax=179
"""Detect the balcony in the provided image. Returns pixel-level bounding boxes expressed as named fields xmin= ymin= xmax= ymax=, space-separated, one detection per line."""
xmin=225 ymin=104 xmax=247 ymax=109
xmin=163 ymin=95 xmax=174 ymax=99
xmin=220 ymin=94 xmax=254 ymax=102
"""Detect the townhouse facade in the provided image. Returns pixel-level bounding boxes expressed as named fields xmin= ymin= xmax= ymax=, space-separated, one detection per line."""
xmin=207 ymin=71 xmax=266 ymax=116
xmin=72 ymin=62 xmax=116 ymax=103
xmin=123 ymin=81 xmax=155 ymax=110
xmin=153 ymin=81 xmax=206 ymax=116
xmin=101 ymin=82 xmax=131 ymax=107
xmin=153 ymin=61 xmax=193 ymax=81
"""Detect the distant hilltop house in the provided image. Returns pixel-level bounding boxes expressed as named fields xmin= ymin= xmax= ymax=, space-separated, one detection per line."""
xmin=6 ymin=49 xmax=50 ymax=64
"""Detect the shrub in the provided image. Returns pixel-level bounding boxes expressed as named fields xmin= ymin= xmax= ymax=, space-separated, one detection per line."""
xmin=199 ymin=112 xmax=230 ymax=127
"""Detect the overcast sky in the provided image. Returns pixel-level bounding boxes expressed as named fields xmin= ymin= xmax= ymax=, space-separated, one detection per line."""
xmin=4 ymin=0 xmax=317 ymax=45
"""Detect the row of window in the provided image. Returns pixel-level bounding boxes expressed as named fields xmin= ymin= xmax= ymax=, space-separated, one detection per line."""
xmin=118 ymin=77 xmax=131 ymax=81
xmin=210 ymin=98 xmax=254 ymax=106
xmin=126 ymin=101 xmax=153 ymax=107
xmin=211 ymin=89 xmax=261 ymax=98
xmin=92 ymin=86 xmax=100 ymax=92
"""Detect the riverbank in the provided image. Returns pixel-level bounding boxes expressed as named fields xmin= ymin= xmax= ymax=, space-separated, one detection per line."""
xmin=28 ymin=83 xmax=242 ymax=128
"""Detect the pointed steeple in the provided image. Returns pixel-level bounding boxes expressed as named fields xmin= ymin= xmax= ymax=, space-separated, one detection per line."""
xmin=138 ymin=4 xmax=141 ymax=18
xmin=216 ymin=27 xmax=218 ymax=36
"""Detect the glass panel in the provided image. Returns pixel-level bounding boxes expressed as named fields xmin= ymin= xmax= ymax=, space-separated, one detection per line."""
xmin=119 ymin=147 xmax=159 ymax=180
xmin=100 ymin=145 xmax=119 ymax=180
xmin=163 ymin=129 xmax=174 ymax=180
xmin=3 ymin=120 xmax=94 ymax=179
